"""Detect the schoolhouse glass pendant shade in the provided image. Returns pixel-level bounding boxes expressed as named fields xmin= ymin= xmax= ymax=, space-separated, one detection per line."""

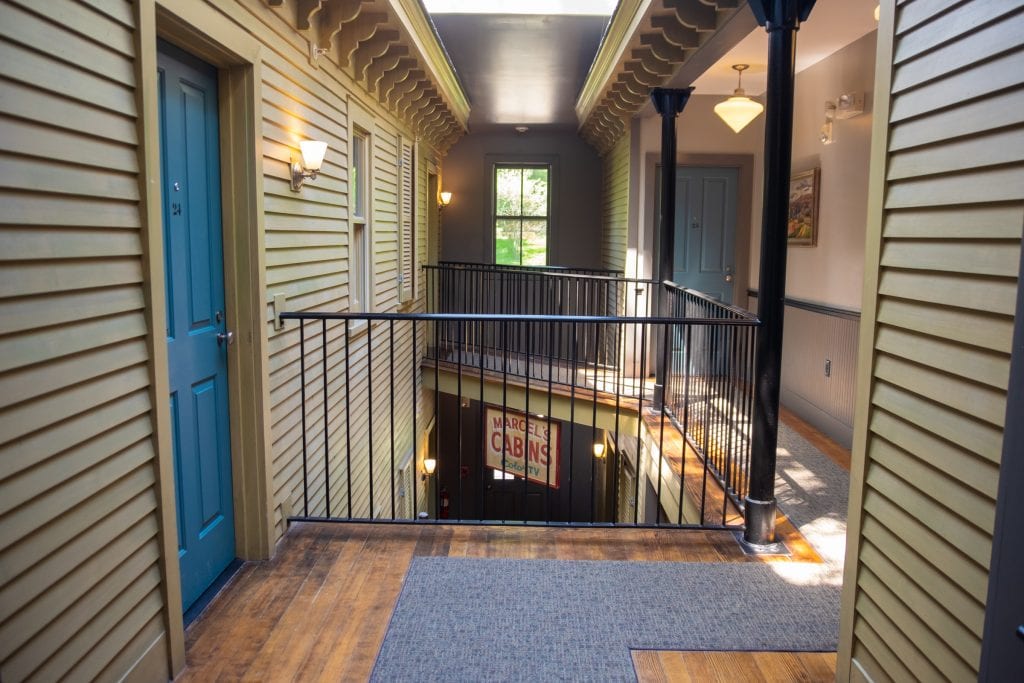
xmin=714 ymin=64 xmax=764 ymax=133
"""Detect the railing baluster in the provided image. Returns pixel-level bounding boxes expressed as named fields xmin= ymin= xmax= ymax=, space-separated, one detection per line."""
xmin=367 ymin=322 xmax=374 ymax=520
xmin=299 ymin=319 xmax=308 ymax=518
xmin=389 ymin=319 xmax=396 ymax=520
xmin=411 ymin=319 xmax=418 ymax=519
xmin=568 ymin=321 xmax=577 ymax=524
xmin=323 ymin=319 xmax=330 ymax=518
xmin=457 ymin=318 xmax=463 ymax=521
xmin=345 ymin=321 xmax=352 ymax=517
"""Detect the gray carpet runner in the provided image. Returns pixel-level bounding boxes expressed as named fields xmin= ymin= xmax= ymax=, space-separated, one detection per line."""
xmin=371 ymin=422 xmax=849 ymax=681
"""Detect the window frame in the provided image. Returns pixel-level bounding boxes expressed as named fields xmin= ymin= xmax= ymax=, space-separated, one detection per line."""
xmin=348 ymin=99 xmax=374 ymax=317
xmin=487 ymin=155 xmax=557 ymax=266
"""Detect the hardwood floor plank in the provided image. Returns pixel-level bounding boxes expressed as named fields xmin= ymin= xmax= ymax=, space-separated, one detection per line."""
xmin=632 ymin=650 xmax=838 ymax=682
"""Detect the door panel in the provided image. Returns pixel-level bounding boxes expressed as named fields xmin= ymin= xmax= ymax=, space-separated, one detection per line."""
xmin=158 ymin=40 xmax=235 ymax=613
xmin=670 ymin=166 xmax=738 ymax=303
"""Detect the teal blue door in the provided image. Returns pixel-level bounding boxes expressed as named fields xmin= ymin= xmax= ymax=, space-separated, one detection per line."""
xmin=671 ymin=167 xmax=738 ymax=303
xmin=158 ymin=41 xmax=235 ymax=612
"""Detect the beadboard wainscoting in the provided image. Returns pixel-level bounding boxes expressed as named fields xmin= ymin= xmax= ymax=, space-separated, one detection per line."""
xmin=749 ymin=291 xmax=859 ymax=448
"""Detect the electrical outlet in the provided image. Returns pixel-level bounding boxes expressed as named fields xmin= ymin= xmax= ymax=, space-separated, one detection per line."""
xmin=824 ymin=358 xmax=832 ymax=377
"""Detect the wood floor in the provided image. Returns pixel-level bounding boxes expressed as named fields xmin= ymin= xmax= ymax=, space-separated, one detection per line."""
xmin=632 ymin=650 xmax=837 ymax=682
xmin=179 ymin=417 xmax=849 ymax=682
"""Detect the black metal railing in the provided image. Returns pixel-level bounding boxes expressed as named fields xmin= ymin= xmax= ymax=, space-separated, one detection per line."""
xmin=425 ymin=263 xmax=655 ymax=374
xmin=280 ymin=298 xmax=757 ymax=528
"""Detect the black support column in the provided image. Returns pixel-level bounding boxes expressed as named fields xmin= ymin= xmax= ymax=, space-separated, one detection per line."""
xmin=650 ymin=87 xmax=693 ymax=407
xmin=744 ymin=0 xmax=816 ymax=546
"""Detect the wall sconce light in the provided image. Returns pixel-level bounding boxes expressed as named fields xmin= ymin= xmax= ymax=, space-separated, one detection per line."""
xmin=439 ymin=191 xmax=453 ymax=210
xmin=593 ymin=443 xmax=606 ymax=459
xmin=422 ymin=457 xmax=437 ymax=480
xmin=291 ymin=140 xmax=328 ymax=191
xmin=820 ymin=101 xmax=836 ymax=145
xmin=820 ymin=93 xmax=864 ymax=145
xmin=714 ymin=64 xmax=764 ymax=134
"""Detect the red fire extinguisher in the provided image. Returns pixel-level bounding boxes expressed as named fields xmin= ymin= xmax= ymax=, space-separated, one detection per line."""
xmin=439 ymin=487 xmax=450 ymax=519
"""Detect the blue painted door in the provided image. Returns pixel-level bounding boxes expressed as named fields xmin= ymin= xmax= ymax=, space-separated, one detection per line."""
xmin=157 ymin=41 xmax=235 ymax=612
xmin=671 ymin=167 xmax=738 ymax=303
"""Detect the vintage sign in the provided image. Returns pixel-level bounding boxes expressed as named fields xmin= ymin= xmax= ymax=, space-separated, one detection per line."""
xmin=484 ymin=407 xmax=560 ymax=489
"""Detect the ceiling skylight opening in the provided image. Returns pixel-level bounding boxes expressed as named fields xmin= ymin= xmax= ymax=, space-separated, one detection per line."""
xmin=424 ymin=0 xmax=618 ymax=15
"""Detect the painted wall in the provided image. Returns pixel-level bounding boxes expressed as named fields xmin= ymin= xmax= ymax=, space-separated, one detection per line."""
xmin=440 ymin=129 xmax=604 ymax=268
xmin=635 ymin=30 xmax=876 ymax=311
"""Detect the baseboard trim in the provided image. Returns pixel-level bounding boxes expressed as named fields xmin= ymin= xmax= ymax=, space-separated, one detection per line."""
xmin=781 ymin=387 xmax=853 ymax=449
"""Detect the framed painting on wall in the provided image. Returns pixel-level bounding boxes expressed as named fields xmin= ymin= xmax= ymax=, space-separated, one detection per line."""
xmin=788 ymin=168 xmax=820 ymax=246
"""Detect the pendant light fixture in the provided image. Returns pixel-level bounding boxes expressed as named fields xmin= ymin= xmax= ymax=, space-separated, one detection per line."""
xmin=714 ymin=64 xmax=764 ymax=133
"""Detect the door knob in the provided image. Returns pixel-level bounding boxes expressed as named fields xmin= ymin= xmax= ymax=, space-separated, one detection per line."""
xmin=725 ymin=274 xmax=734 ymax=283
xmin=217 ymin=331 xmax=235 ymax=346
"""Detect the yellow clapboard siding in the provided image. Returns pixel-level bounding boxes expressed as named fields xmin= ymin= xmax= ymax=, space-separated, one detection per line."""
xmin=855 ymin=592 xmax=939 ymax=680
xmin=879 ymin=238 xmax=1020 ymax=278
xmin=889 ymin=50 xmax=1024 ymax=124
xmin=861 ymin=519 xmax=986 ymax=637
xmin=264 ymin=230 xmax=345 ymax=249
xmin=0 ymin=363 xmax=150 ymax=446
xmin=0 ymin=463 xmax=154 ymax=585
xmin=0 ymin=285 xmax=142 ymax=336
xmin=0 ymin=77 xmax=137 ymax=144
xmin=875 ymin=297 xmax=1013 ymax=354
xmin=893 ymin=0 xmax=1020 ymax=64
xmin=891 ymin=11 xmax=1024 ymax=94
xmin=0 ymin=491 xmax=157 ymax=628
xmin=64 ymin=589 xmax=164 ymax=683
xmin=877 ymin=267 xmax=1017 ymax=317
xmin=861 ymin=490 xmax=989 ymax=603
xmin=0 ymin=190 xmax=140 ymax=228
xmin=0 ymin=386 xmax=150 ymax=481
xmin=860 ymin=541 xmax=981 ymax=665
xmin=601 ymin=132 xmax=630 ymax=271
xmin=850 ymin=642 xmax=891 ymax=683
xmin=0 ymin=337 xmax=148 ymax=410
xmin=0 ymin=40 xmax=136 ymax=116
xmin=869 ymin=407 xmax=999 ymax=496
xmin=0 ymin=116 xmax=139 ymax=173
xmin=6 ymin=0 xmax=134 ymax=56
xmin=887 ymin=89 xmax=1024 ymax=153
xmin=9 ymin=555 xmax=161 ymax=683
xmin=0 ymin=154 xmax=139 ymax=200
xmin=0 ymin=226 xmax=141 ymax=261
xmin=894 ymin=0 xmax=963 ymax=35
xmin=0 ymin=2 xmax=135 ymax=87
xmin=870 ymin=385 xmax=1002 ymax=487
xmin=77 ymin=0 xmax=135 ymax=29
xmin=0 ymin=411 xmax=152 ymax=518
xmin=873 ymin=352 xmax=1007 ymax=428
xmin=857 ymin=568 xmax=975 ymax=679
xmin=882 ymin=203 xmax=1024 ymax=239
xmin=866 ymin=463 xmax=991 ymax=566
xmin=869 ymin=437 xmax=994 ymax=532
xmin=874 ymin=324 xmax=1009 ymax=390
xmin=885 ymin=165 xmax=1024 ymax=208
xmin=0 ymin=309 xmax=147 ymax=374
xmin=887 ymin=126 xmax=1024 ymax=181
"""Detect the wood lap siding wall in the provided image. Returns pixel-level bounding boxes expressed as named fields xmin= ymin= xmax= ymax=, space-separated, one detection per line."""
xmin=0 ymin=1 xmax=170 ymax=681
xmin=601 ymin=131 xmax=630 ymax=272
xmin=230 ymin=1 xmax=432 ymax=536
xmin=841 ymin=1 xmax=1024 ymax=680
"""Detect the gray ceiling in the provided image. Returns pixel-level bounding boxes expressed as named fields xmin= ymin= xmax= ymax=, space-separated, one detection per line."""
xmin=430 ymin=13 xmax=610 ymax=130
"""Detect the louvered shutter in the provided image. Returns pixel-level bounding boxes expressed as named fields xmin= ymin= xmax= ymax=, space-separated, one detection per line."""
xmin=399 ymin=138 xmax=415 ymax=303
